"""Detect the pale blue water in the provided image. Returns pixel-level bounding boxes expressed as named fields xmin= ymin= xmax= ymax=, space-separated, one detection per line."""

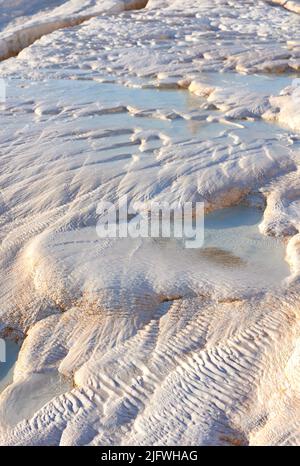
xmin=194 ymin=72 xmax=297 ymax=95
xmin=0 ymin=339 xmax=20 ymax=393
xmin=203 ymin=206 xmax=290 ymax=284
xmin=6 ymin=75 xmax=300 ymax=145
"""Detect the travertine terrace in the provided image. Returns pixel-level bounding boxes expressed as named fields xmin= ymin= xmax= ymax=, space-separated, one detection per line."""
xmin=0 ymin=0 xmax=299 ymax=446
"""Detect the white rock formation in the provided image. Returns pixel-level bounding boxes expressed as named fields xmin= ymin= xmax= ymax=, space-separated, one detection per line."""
xmin=0 ymin=0 xmax=148 ymax=60
xmin=0 ymin=0 xmax=299 ymax=446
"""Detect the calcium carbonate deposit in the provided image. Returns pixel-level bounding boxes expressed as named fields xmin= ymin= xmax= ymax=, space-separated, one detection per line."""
xmin=0 ymin=0 xmax=300 ymax=446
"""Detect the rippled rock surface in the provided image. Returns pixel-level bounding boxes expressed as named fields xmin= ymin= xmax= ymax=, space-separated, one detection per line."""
xmin=0 ymin=0 xmax=299 ymax=446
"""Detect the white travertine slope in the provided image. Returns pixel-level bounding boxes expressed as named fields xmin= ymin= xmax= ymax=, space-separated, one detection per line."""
xmin=0 ymin=0 xmax=299 ymax=446
xmin=0 ymin=0 xmax=148 ymax=60
xmin=1 ymin=0 xmax=299 ymax=78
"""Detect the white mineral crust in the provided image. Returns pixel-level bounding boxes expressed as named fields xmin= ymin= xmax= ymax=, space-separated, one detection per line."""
xmin=0 ymin=0 xmax=299 ymax=446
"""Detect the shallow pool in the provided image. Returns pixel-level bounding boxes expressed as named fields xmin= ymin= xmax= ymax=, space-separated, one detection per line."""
xmin=0 ymin=340 xmax=20 ymax=393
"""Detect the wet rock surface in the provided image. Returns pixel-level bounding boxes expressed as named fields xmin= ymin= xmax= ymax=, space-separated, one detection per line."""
xmin=0 ymin=0 xmax=299 ymax=446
